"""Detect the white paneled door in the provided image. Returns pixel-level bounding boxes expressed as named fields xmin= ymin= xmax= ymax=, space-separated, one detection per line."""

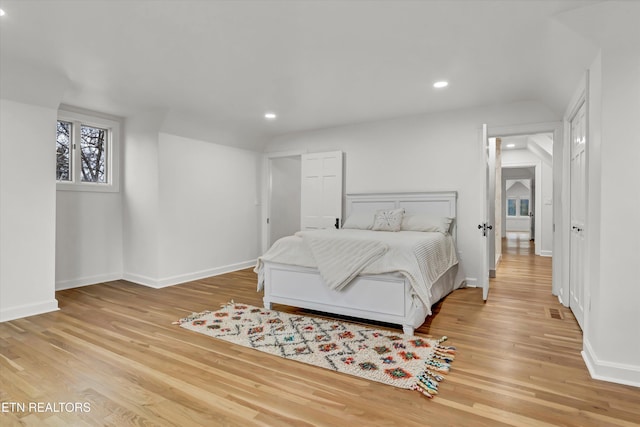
xmin=569 ymin=100 xmax=587 ymax=330
xmin=301 ymin=151 xmax=343 ymax=230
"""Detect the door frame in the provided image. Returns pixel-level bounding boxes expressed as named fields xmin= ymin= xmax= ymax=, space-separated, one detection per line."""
xmin=564 ymin=72 xmax=589 ymax=329
xmin=562 ymin=71 xmax=589 ymax=313
xmin=486 ymin=121 xmax=563 ymax=299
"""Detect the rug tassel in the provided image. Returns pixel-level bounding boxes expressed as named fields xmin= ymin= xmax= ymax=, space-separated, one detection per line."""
xmin=432 ymin=353 xmax=454 ymax=363
xmin=426 ymin=359 xmax=451 ymax=373
xmin=424 ymin=369 xmax=445 ymax=382
xmin=173 ymin=310 xmax=214 ymax=325
xmin=413 ymin=339 xmax=456 ymax=399
xmin=417 ymin=374 xmax=439 ymax=391
xmin=411 ymin=384 xmax=435 ymax=398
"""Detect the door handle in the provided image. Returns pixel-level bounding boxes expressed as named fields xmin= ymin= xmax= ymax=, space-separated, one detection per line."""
xmin=478 ymin=223 xmax=493 ymax=237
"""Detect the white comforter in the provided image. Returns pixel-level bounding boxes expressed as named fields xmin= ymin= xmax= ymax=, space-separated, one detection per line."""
xmin=255 ymin=229 xmax=458 ymax=307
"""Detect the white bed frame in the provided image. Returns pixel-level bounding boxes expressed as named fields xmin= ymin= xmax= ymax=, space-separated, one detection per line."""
xmin=262 ymin=191 xmax=458 ymax=335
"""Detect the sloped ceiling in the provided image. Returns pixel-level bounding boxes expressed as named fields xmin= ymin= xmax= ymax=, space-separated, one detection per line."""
xmin=1 ymin=0 xmax=631 ymax=149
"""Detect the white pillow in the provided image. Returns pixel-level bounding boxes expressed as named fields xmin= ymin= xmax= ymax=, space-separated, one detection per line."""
xmin=401 ymin=214 xmax=453 ymax=234
xmin=372 ymin=208 xmax=405 ymax=232
xmin=342 ymin=212 xmax=374 ymax=230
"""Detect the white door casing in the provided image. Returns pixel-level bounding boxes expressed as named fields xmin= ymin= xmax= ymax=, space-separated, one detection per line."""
xmin=569 ymin=100 xmax=587 ymax=330
xmin=480 ymin=124 xmax=494 ymax=300
xmin=301 ymin=151 xmax=343 ymax=230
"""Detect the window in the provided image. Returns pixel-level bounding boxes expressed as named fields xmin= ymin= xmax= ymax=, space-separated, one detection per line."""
xmin=507 ymin=198 xmax=517 ymax=216
xmin=520 ymin=198 xmax=529 ymax=216
xmin=56 ymin=108 xmax=120 ymax=192
xmin=507 ymin=197 xmax=530 ymax=217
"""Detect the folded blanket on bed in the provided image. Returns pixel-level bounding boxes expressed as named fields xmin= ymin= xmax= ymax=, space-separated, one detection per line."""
xmin=301 ymin=233 xmax=388 ymax=291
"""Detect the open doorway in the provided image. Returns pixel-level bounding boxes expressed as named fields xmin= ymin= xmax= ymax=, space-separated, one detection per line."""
xmin=485 ymin=121 xmax=563 ymax=299
xmin=268 ymin=155 xmax=301 ymax=248
xmin=499 ymin=133 xmax=553 ymax=258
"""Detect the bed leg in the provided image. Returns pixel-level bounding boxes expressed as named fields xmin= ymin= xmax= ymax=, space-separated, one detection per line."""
xmin=402 ymin=325 xmax=414 ymax=336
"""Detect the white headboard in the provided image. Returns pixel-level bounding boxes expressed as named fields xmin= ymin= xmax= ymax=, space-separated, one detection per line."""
xmin=345 ymin=191 xmax=458 ymax=238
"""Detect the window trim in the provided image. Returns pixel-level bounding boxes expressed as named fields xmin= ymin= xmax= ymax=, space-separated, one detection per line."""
xmin=56 ymin=107 xmax=121 ymax=193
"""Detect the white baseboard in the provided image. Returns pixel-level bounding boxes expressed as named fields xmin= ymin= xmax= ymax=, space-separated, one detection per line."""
xmin=582 ymin=338 xmax=640 ymax=388
xmin=56 ymin=272 xmax=123 ymax=291
xmin=540 ymin=250 xmax=553 ymax=257
xmin=124 ymin=260 xmax=257 ymax=289
xmin=0 ymin=299 xmax=59 ymax=323
xmin=122 ymin=272 xmax=160 ymax=288
xmin=464 ymin=278 xmax=479 ymax=288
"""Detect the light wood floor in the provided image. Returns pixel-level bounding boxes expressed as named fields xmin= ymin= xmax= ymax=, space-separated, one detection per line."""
xmin=1 ymin=237 xmax=639 ymax=426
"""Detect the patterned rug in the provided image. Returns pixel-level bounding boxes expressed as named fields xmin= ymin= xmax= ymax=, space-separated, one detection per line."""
xmin=175 ymin=303 xmax=455 ymax=398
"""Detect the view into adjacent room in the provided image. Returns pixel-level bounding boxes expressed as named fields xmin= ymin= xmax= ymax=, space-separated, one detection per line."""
xmin=492 ymin=133 xmax=554 ymax=274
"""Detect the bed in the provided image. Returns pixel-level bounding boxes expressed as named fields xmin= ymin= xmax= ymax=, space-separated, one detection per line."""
xmin=255 ymin=192 xmax=464 ymax=335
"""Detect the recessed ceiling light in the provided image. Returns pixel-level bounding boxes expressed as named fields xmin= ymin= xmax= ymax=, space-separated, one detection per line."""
xmin=506 ymin=144 xmax=516 ymax=148
xmin=433 ymin=81 xmax=448 ymax=89
xmin=0 ymin=9 xmax=6 ymax=16
xmin=264 ymin=112 xmax=277 ymax=120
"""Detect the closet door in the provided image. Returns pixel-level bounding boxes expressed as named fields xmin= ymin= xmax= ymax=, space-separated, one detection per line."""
xmin=301 ymin=151 xmax=343 ymax=230
xmin=569 ymin=100 xmax=587 ymax=330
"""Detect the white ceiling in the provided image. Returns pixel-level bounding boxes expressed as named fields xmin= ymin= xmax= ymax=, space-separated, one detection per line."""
xmin=1 ymin=0 xmax=637 ymax=149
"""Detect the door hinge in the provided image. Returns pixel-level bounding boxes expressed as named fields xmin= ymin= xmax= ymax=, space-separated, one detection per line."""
xmin=266 ymin=218 xmax=270 ymax=224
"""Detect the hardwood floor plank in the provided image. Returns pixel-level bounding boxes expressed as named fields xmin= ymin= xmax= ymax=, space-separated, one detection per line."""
xmin=1 ymin=235 xmax=639 ymax=426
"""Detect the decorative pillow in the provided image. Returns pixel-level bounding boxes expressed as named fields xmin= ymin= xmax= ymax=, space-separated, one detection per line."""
xmin=401 ymin=214 xmax=453 ymax=234
xmin=372 ymin=208 xmax=405 ymax=232
xmin=342 ymin=212 xmax=374 ymax=230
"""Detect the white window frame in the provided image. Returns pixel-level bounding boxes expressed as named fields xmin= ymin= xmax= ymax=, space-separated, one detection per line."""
xmin=506 ymin=196 xmax=529 ymax=217
xmin=56 ymin=107 xmax=120 ymax=193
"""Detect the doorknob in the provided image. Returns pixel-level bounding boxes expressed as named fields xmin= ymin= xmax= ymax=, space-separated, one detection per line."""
xmin=478 ymin=223 xmax=493 ymax=237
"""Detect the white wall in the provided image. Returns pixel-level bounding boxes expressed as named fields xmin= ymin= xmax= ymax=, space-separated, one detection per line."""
xmin=265 ymin=101 xmax=559 ymax=287
xmin=122 ymin=113 xmax=162 ymax=285
xmin=582 ymin=47 xmax=640 ymax=386
xmin=156 ymin=133 xmax=261 ymax=285
xmin=505 ymin=181 xmax=531 ymax=232
xmin=123 ymin=119 xmax=263 ymax=288
xmin=55 ymin=191 xmax=123 ymax=289
xmin=0 ymin=100 xmax=59 ymax=321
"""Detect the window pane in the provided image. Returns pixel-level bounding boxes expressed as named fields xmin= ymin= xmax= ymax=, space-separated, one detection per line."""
xmin=507 ymin=199 xmax=516 ymax=216
xmin=80 ymin=125 xmax=108 ymax=183
xmin=520 ymin=199 xmax=529 ymax=216
xmin=56 ymin=121 xmax=72 ymax=181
